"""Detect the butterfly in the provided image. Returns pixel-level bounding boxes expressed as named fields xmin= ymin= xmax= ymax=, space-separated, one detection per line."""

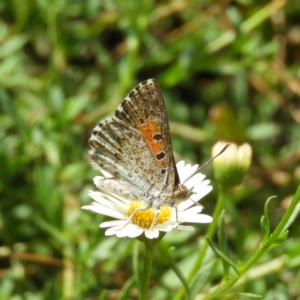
xmin=88 ymin=79 xmax=191 ymax=210
xmin=88 ymin=79 xmax=228 ymax=224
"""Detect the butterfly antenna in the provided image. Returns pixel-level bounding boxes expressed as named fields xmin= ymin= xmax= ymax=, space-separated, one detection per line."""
xmin=183 ymin=143 xmax=230 ymax=184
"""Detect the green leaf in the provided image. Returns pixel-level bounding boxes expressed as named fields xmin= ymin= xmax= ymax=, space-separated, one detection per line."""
xmin=168 ymin=247 xmax=191 ymax=300
xmin=261 ymin=196 xmax=276 ymax=244
xmin=117 ymin=276 xmax=135 ymax=300
xmin=190 ymin=259 xmax=217 ymax=299
xmin=260 ymin=215 xmax=268 ymax=243
xmin=282 ymin=201 xmax=300 ymax=232
xmin=207 ymin=237 xmax=239 ymax=275
xmin=218 ymin=210 xmax=229 ymax=278
xmin=273 ymin=230 xmax=289 ymax=246
xmin=220 ymin=292 xmax=262 ymax=299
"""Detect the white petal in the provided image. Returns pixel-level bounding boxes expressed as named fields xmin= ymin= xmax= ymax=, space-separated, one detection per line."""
xmin=185 ymin=173 xmax=205 ymax=189
xmin=82 ymin=203 xmax=126 ymax=219
xmin=87 ymin=190 xmax=105 ymax=203
xmin=87 ymin=191 xmax=129 ymax=214
xmin=88 ymin=190 xmax=128 ymax=209
xmin=176 ymin=161 xmax=185 ymax=171
xmin=180 ymin=214 xmax=213 ymax=223
xmin=192 ymin=185 xmax=213 ymax=201
xmin=82 ymin=199 xmax=114 ymax=212
xmin=177 ymin=199 xmax=196 ymax=211
xmin=158 ymin=220 xmax=177 ymax=227
xmin=87 ymin=190 xmax=112 ymax=204
xmin=145 ymin=228 xmax=159 ymax=239
xmin=105 ymin=225 xmax=124 ymax=236
xmin=156 ymin=224 xmax=174 ymax=232
xmin=113 ymin=224 xmax=138 ymax=238
xmin=128 ymin=226 xmax=144 ymax=238
xmin=193 ymin=179 xmax=211 ymax=191
xmin=113 ymin=224 xmax=140 ymax=238
xmin=176 ymin=225 xmax=195 ymax=231
xmin=179 ymin=206 xmax=203 ymax=218
xmin=100 ymin=220 xmax=126 ymax=228
xmin=179 ymin=164 xmax=199 ymax=183
xmin=116 ymin=229 xmax=130 ymax=238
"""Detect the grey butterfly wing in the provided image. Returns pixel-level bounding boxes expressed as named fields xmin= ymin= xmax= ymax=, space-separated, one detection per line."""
xmin=114 ymin=79 xmax=178 ymax=195
xmin=89 ymin=118 xmax=164 ymax=200
xmin=88 ymin=79 xmax=177 ymax=204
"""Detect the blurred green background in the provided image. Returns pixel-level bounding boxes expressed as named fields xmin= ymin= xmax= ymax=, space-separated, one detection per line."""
xmin=1 ymin=0 xmax=300 ymax=299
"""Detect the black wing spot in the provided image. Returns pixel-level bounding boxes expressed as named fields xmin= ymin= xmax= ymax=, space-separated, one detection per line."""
xmin=153 ymin=133 xmax=162 ymax=141
xmin=136 ymin=83 xmax=143 ymax=91
xmin=156 ymin=152 xmax=165 ymax=160
xmin=128 ymin=90 xmax=135 ymax=99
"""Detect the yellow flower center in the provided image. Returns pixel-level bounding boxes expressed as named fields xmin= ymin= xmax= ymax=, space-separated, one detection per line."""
xmin=127 ymin=203 xmax=172 ymax=229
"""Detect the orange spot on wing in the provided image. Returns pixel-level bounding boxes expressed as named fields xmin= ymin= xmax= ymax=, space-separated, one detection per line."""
xmin=138 ymin=120 xmax=165 ymax=166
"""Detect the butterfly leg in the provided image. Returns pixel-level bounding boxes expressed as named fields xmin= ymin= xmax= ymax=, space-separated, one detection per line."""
xmin=118 ymin=206 xmax=151 ymax=230
xmin=174 ymin=205 xmax=178 ymax=227
xmin=149 ymin=208 xmax=160 ymax=231
xmin=186 ymin=186 xmax=205 ymax=207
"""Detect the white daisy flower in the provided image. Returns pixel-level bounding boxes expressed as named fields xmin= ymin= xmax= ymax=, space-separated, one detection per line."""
xmin=82 ymin=161 xmax=213 ymax=239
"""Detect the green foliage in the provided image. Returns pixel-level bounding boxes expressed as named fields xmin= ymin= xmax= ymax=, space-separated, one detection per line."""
xmin=1 ymin=0 xmax=300 ymax=299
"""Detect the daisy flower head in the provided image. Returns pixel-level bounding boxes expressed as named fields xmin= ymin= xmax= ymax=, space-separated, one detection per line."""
xmin=82 ymin=161 xmax=213 ymax=239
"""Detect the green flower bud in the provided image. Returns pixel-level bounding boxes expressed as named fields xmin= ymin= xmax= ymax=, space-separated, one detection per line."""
xmin=212 ymin=141 xmax=252 ymax=189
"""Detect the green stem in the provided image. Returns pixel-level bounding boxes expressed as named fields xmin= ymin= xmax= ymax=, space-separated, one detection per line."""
xmin=139 ymin=241 xmax=155 ymax=300
xmin=62 ymin=246 xmax=74 ymax=300
xmin=201 ymin=184 xmax=300 ymax=300
xmin=175 ymin=188 xmax=227 ymax=300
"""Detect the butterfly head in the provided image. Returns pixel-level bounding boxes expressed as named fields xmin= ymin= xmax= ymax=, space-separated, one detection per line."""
xmin=172 ymin=183 xmax=194 ymax=202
